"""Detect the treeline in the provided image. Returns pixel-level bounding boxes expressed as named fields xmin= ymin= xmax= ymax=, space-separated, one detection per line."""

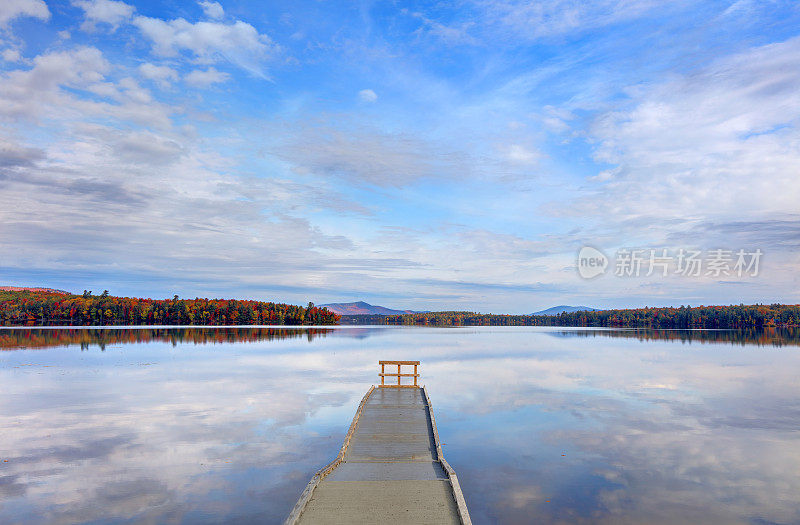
xmin=0 ymin=290 xmax=339 ymax=326
xmin=343 ymin=304 xmax=800 ymax=329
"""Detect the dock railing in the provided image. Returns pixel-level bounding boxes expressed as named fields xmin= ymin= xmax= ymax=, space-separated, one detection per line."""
xmin=285 ymin=360 xmax=472 ymax=525
xmin=379 ymin=360 xmax=420 ymax=387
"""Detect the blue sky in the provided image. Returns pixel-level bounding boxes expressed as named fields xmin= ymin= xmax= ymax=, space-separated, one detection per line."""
xmin=1 ymin=0 xmax=799 ymax=312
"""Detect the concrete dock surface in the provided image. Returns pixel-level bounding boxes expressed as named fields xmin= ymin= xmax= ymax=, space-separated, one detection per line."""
xmin=289 ymin=386 xmax=469 ymax=524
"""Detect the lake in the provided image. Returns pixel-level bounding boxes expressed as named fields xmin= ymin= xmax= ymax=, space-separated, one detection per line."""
xmin=1 ymin=326 xmax=799 ymax=524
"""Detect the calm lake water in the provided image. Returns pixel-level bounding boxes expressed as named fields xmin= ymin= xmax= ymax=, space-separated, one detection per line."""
xmin=1 ymin=326 xmax=799 ymax=524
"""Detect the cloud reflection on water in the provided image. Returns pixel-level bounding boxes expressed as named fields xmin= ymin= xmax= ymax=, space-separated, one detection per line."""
xmin=0 ymin=327 xmax=799 ymax=524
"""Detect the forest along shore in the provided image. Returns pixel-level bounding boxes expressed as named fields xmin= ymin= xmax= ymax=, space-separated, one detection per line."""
xmin=341 ymin=304 xmax=800 ymax=328
xmin=0 ymin=290 xmax=339 ymax=326
xmin=3 ymin=288 xmax=797 ymax=330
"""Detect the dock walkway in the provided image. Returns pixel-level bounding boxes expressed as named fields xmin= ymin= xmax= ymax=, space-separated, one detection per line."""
xmin=286 ymin=361 xmax=470 ymax=524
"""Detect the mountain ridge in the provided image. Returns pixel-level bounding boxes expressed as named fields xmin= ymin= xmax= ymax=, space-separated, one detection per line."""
xmin=534 ymin=305 xmax=599 ymax=316
xmin=319 ymin=301 xmax=422 ymax=316
xmin=0 ymin=286 xmax=69 ymax=294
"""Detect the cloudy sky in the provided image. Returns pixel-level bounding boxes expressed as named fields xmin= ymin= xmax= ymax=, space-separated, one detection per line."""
xmin=1 ymin=0 xmax=798 ymax=312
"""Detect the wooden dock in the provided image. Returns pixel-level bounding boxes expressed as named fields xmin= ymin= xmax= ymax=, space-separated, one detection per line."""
xmin=285 ymin=361 xmax=471 ymax=524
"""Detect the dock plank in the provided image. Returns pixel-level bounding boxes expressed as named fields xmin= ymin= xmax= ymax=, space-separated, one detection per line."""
xmin=297 ymin=480 xmax=459 ymax=525
xmin=293 ymin=386 xmax=464 ymax=524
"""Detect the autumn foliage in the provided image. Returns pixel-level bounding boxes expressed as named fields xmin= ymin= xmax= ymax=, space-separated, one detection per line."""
xmin=347 ymin=304 xmax=800 ymax=328
xmin=0 ymin=290 xmax=339 ymax=326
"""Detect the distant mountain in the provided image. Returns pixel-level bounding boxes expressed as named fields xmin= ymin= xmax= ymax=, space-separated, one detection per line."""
xmin=319 ymin=301 xmax=421 ymax=316
xmin=0 ymin=286 xmax=69 ymax=294
xmin=534 ymin=305 xmax=599 ymax=316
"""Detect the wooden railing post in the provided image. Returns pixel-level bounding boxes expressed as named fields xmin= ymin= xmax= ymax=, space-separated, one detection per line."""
xmin=378 ymin=361 xmax=420 ymax=388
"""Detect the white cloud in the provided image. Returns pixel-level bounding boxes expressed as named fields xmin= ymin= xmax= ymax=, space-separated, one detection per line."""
xmin=0 ymin=52 xmax=368 ymax=297
xmin=132 ymin=16 xmax=277 ymax=77
xmin=408 ymin=11 xmax=478 ymax=46
xmin=539 ymin=105 xmax=575 ymax=134
xmin=358 ymin=88 xmax=377 ymax=102
xmin=138 ymin=62 xmax=178 ymax=88
xmin=199 ymin=1 xmax=224 ymax=20
xmin=0 ymin=0 xmax=50 ymax=27
xmin=0 ymin=136 xmax=45 ymax=167
xmin=73 ymin=0 xmax=135 ymax=30
xmin=273 ymin=121 xmax=473 ymax=187
xmin=585 ymin=34 xmax=800 ymax=223
xmin=0 ymin=46 xmax=110 ymax=119
xmin=409 ymin=0 xmax=660 ymax=45
xmin=0 ymin=47 xmax=177 ymax=129
xmin=184 ymin=66 xmax=229 ymax=87
xmin=0 ymin=124 xmax=362 ymax=288
xmin=505 ymin=143 xmax=539 ymax=164
xmin=474 ymin=0 xmax=659 ymax=41
xmin=2 ymin=48 xmax=21 ymax=62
